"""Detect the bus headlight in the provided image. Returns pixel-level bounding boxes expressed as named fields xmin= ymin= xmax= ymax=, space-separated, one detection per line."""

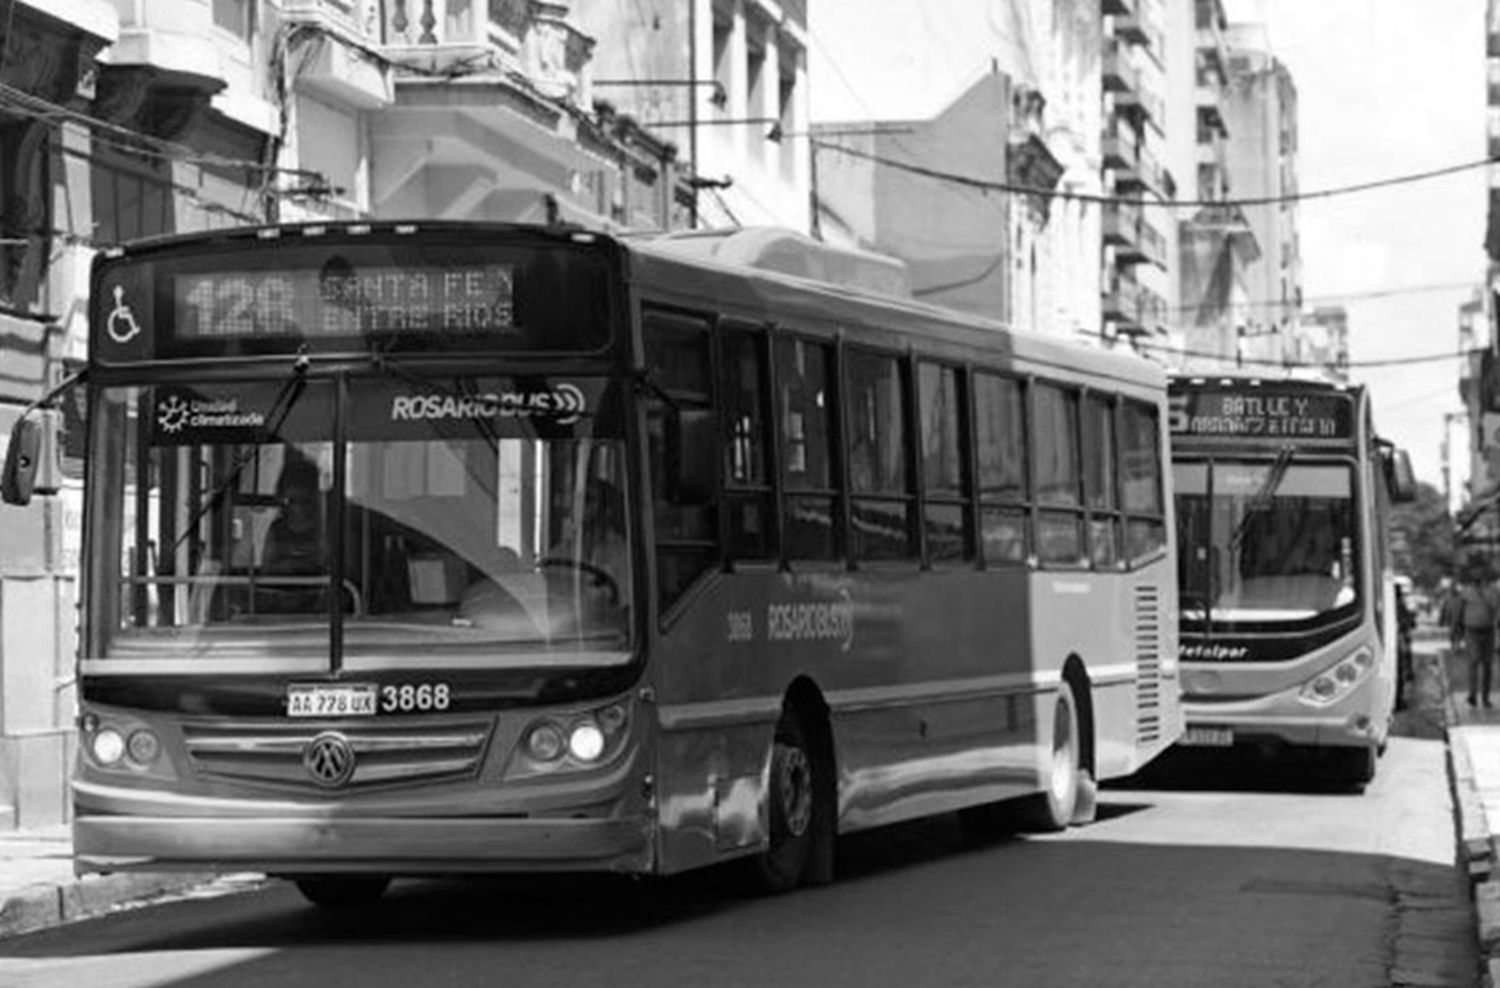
xmin=127 ymin=729 xmax=162 ymax=765
xmin=91 ymin=728 xmax=126 ymax=766
xmin=1299 ymin=646 xmax=1375 ymax=707
xmin=525 ymin=723 xmax=566 ymax=762
xmin=567 ymin=721 xmax=606 ymax=762
xmin=515 ymin=702 xmax=631 ymax=774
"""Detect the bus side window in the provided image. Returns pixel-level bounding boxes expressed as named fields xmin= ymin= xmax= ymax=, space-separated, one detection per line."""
xmin=1082 ymin=393 xmax=1121 ymax=569
xmin=844 ymin=348 xmax=916 ymax=562
xmin=1121 ymin=400 xmax=1166 ymax=562
xmin=775 ymin=336 xmax=840 ymax=561
xmin=1033 ymin=383 xmax=1084 ymax=567
xmin=643 ymin=309 xmax=719 ymax=609
xmin=720 ymin=327 xmax=776 ymax=561
xmin=917 ymin=361 xmax=973 ymax=564
xmin=974 ymin=371 xmax=1029 ymax=565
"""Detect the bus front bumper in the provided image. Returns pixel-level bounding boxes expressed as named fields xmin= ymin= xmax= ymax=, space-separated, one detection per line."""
xmin=73 ymin=812 xmax=656 ymax=877
xmin=1179 ymin=679 xmax=1383 ymax=752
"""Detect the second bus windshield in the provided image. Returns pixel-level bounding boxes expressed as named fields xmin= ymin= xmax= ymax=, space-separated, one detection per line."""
xmin=1174 ymin=458 xmax=1358 ymax=625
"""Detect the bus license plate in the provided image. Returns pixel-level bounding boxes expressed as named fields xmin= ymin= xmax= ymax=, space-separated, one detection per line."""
xmin=287 ymin=684 xmax=378 ymax=718
xmin=1181 ymin=726 xmax=1234 ymax=747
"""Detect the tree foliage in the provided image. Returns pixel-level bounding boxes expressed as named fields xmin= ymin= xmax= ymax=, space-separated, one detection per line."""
xmin=1389 ymin=481 xmax=1454 ymax=592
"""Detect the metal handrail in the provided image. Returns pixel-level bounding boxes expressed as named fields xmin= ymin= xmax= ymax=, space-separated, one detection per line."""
xmin=126 ymin=573 xmax=365 ymax=616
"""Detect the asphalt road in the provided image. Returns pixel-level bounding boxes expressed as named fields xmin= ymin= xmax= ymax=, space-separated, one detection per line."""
xmin=0 ymin=714 xmax=1474 ymax=988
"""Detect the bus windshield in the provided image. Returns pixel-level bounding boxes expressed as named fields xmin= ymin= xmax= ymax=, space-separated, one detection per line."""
xmin=1173 ymin=457 xmax=1358 ymax=626
xmin=90 ymin=375 xmax=633 ymax=664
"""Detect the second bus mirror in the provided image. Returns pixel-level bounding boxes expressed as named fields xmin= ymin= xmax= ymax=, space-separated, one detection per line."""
xmin=1387 ymin=448 xmax=1417 ymax=504
xmin=1 ymin=416 xmax=41 ymax=507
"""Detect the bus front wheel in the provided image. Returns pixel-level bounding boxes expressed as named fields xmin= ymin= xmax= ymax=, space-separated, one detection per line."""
xmin=292 ymin=875 xmax=391 ymax=909
xmin=1016 ymin=685 xmax=1084 ymax=832
xmin=753 ymin=709 xmax=827 ymax=893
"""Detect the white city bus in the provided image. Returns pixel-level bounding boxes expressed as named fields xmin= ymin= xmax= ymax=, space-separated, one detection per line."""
xmin=1168 ymin=373 xmax=1416 ymax=784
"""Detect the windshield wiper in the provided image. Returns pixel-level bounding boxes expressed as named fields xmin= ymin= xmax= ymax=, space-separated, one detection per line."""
xmin=1231 ymin=444 xmax=1295 ymax=551
xmin=169 ymin=349 xmax=311 ymax=556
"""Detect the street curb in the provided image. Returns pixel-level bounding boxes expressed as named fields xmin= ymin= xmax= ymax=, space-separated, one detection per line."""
xmin=0 ymin=871 xmax=221 ymax=939
xmin=1438 ymin=644 xmax=1500 ymax=988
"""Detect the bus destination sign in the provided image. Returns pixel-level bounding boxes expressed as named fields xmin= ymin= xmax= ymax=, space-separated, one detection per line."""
xmin=173 ymin=264 xmax=516 ymax=340
xmin=1168 ymin=388 xmax=1354 ymax=440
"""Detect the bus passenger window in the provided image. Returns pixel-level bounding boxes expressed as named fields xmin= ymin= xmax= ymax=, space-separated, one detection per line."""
xmin=1121 ymin=400 xmax=1166 ymax=562
xmin=974 ymin=372 xmax=1029 ymax=565
xmin=844 ymin=349 xmax=915 ymax=562
xmin=644 ymin=310 xmax=719 ymax=607
xmin=1034 ymin=384 xmax=1083 ymax=566
xmin=918 ymin=362 xmax=973 ymax=564
xmin=775 ymin=337 xmax=840 ymax=560
xmin=1082 ymin=394 xmax=1121 ymax=568
xmin=721 ymin=328 xmax=776 ymax=560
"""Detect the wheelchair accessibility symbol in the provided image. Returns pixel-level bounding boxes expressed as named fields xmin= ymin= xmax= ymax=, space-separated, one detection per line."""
xmin=106 ymin=285 xmax=142 ymax=344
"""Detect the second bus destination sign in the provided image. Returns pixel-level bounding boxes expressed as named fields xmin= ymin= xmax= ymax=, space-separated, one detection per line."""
xmin=1169 ymin=388 xmax=1354 ymax=439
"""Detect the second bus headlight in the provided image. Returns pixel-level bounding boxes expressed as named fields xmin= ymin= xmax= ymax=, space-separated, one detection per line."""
xmin=1299 ymin=646 xmax=1375 ymax=707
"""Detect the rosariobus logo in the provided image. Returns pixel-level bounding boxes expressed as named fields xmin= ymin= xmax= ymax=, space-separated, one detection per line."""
xmin=390 ymin=384 xmax=586 ymax=425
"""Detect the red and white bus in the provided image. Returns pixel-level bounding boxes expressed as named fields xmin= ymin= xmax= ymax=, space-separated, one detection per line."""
xmin=1168 ymin=373 xmax=1416 ymax=785
xmin=3 ymin=222 xmax=1182 ymax=905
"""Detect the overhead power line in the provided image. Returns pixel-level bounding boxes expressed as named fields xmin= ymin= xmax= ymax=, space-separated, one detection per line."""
xmin=1128 ymin=336 xmax=1471 ymax=370
xmin=814 ymin=140 xmax=1496 ymax=211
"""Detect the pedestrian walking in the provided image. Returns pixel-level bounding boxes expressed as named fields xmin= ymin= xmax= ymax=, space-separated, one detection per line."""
xmin=1451 ymin=557 xmax=1500 ymax=708
xmin=1394 ymin=582 xmax=1416 ymax=710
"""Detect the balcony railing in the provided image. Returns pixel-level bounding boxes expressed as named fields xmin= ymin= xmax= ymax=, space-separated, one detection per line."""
xmin=383 ymin=0 xmax=594 ymax=106
xmin=1111 ymin=8 xmax=1149 ymax=46
xmin=1102 ymin=272 xmax=1143 ymax=327
xmin=1139 ymin=218 xmax=1167 ymax=268
xmin=1116 ymin=143 xmax=1164 ymax=195
xmin=1103 ymin=200 xmax=1143 ymax=247
xmin=1102 ymin=40 xmax=1137 ymax=94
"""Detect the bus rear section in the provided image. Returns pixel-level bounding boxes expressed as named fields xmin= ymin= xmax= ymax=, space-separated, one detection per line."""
xmin=1168 ymin=376 xmax=1415 ymax=785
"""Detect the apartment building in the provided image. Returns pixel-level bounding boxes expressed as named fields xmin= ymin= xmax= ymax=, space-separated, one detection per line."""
xmin=1099 ymin=0 xmax=1170 ymax=344
xmin=1223 ymin=21 xmax=1301 ymax=369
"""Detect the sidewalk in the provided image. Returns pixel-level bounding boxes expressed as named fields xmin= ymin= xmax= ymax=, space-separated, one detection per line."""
xmin=0 ymin=826 xmax=238 ymax=938
xmin=1446 ymin=632 xmax=1500 ymax=988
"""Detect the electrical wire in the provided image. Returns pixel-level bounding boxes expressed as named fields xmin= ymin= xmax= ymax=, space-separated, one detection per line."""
xmin=1130 ymin=335 xmax=1470 ymax=370
xmin=814 ymin=139 xmax=1496 ymax=211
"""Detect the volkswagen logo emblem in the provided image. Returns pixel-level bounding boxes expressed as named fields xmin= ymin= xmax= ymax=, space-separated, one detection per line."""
xmin=303 ymin=731 xmax=356 ymax=788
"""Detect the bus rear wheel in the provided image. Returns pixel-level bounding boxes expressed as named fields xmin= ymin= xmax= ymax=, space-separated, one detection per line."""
xmin=1016 ymin=685 xmax=1083 ymax=832
xmin=293 ymin=875 xmax=391 ymax=909
xmin=752 ymin=710 xmax=825 ymax=893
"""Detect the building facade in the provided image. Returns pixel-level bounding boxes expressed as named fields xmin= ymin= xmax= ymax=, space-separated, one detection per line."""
xmin=1100 ymin=0 xmax=1171 ymax=345
xmin=1222 ymin=22 xmax=1302 ymax=369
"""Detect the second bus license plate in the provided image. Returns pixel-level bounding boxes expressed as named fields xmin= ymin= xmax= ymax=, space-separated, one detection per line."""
xmin=1181 ymin=726 xmax=1234 ymax=747
xmin=287 ymin=684 xmax=378 ymax=718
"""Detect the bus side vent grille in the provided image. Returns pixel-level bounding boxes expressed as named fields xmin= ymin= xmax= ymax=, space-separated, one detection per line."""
xmin=183 ymin=719 xmax=493 ymax=791
xmin=1134 ymin=584 xmax=1163 ymax=744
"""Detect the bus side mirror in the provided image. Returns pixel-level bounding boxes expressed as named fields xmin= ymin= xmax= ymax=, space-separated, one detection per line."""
xmin=1386 ymin=448 xmax=1417 ymax=504
xmin=1 ymin=416 xmax=41 ymax=506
